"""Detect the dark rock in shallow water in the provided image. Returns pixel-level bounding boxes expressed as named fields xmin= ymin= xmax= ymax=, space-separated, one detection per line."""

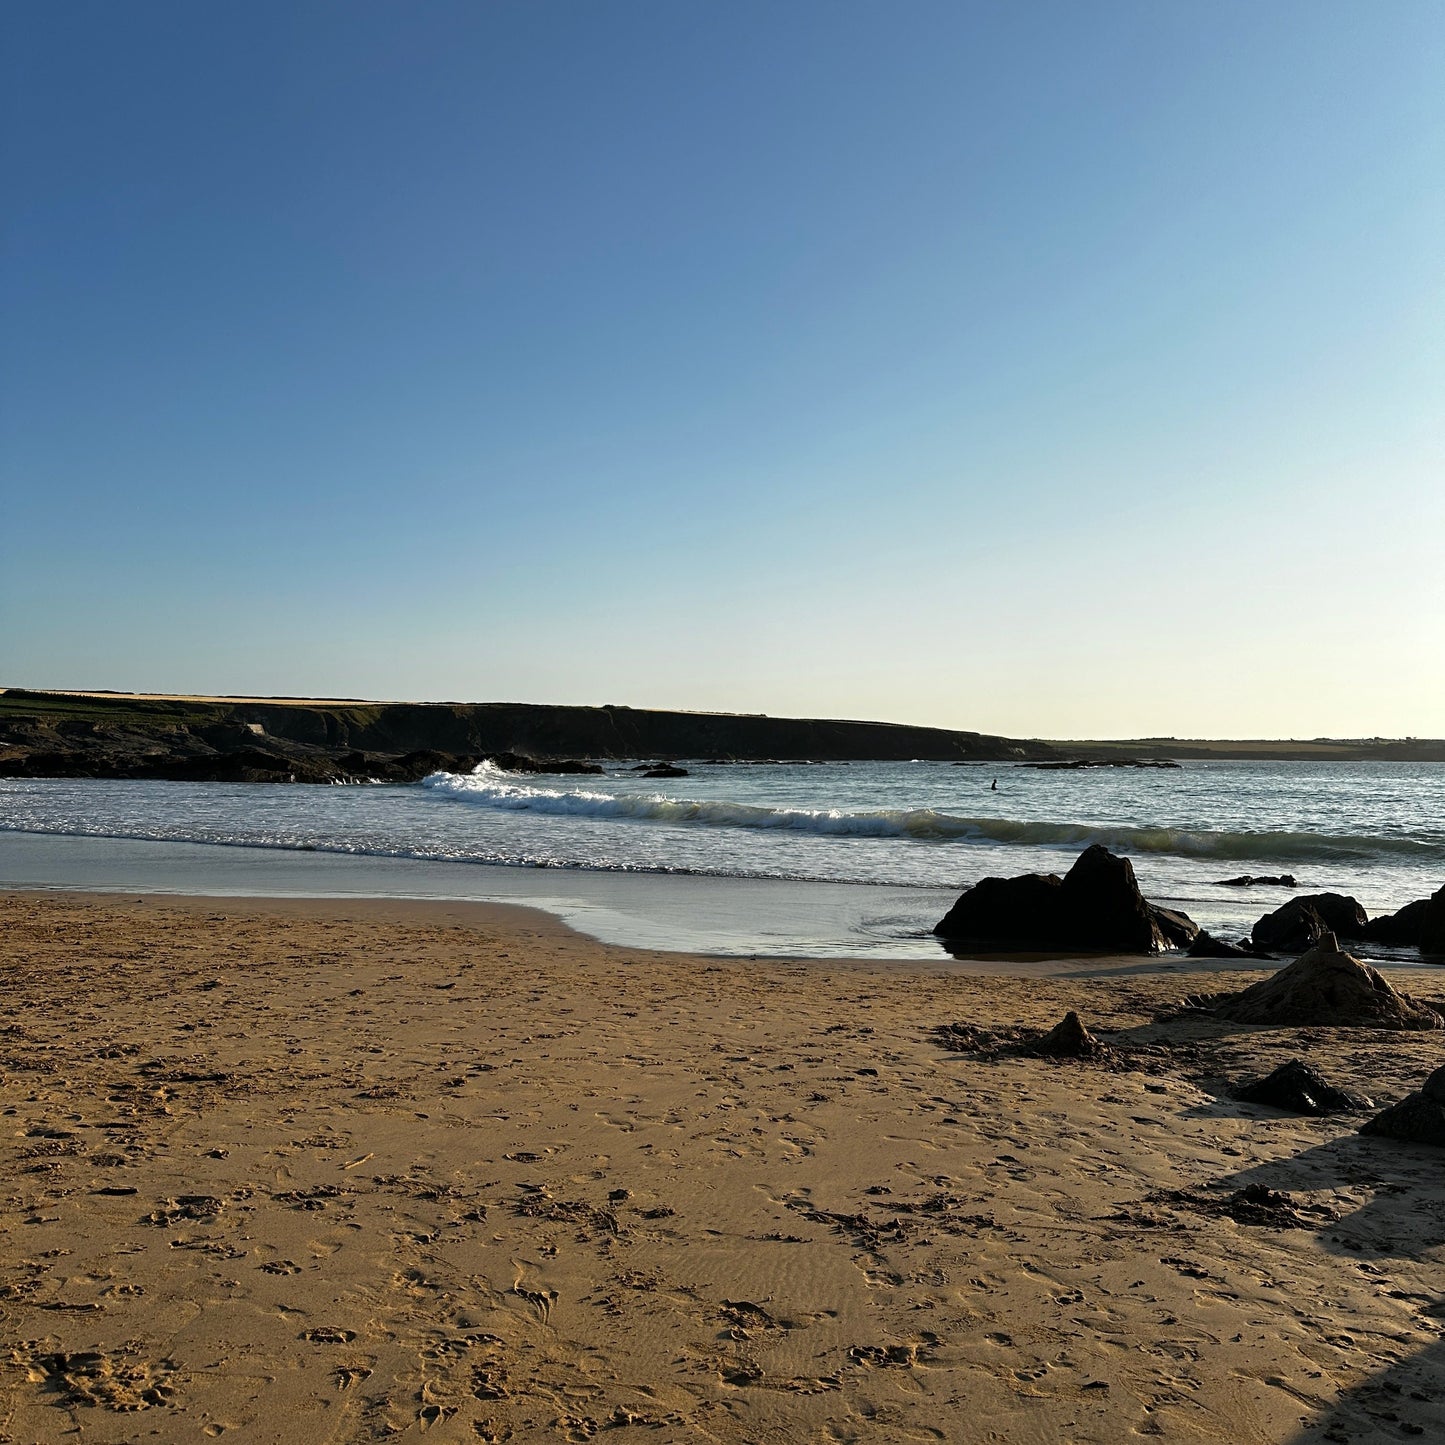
xmin=1360 ymin=1065 xmax=1445 ymax=1144
xmin=1152 ymin=907 xmax=1201 ymax=949
xmin=1023 ymin=757 xmax=1180 ymax=770
xmin=1188 ymin=931 xmax=1256 ymax=959
xmin=1234 ymin=1059 xmax=1371 ymax=1115
xmin=1213 ymin=934 xmax=1442 ymax=1030
xmin=1216 ymin=874 xmax=1297 ymax=888
xmin=934 ymin=845 xmax=1196 ymax=954
xmin=934 ymin=872 xmax=1065 ymax=948
xmin=642 ymin=764 xmax=688 ymax=778
xmin=1029 ymin=1011 xmax=1104 ymax=1058
xmin=1421 ymin=886 xmax=1445 ymax=957
xmin=1251 ymin=893 xmax=1369 ymax=952
xmin=1058 ymin=845 xmax=1183 ymax=953
xmin=487 ymin=752 xmax=603 ymax=775
xmin=1362 ymin=898 xmax=1430 ymax=948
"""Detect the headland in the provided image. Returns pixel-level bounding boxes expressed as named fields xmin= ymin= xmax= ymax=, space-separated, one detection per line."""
xmin=3 ymin=689 xmax=1443 ymax=782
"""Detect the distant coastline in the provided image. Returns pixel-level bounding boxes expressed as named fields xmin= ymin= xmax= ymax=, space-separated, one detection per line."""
xmin=2 ymin=688 xmax=1443 ymax=782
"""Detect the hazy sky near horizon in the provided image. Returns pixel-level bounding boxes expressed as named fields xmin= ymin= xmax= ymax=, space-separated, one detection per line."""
xmin=3 ymin=1 xmax=1441 ymax=739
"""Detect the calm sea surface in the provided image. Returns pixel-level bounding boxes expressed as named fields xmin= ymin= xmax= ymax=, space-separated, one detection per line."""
xmin=2 ymin=760 xmax=1441 ymax=958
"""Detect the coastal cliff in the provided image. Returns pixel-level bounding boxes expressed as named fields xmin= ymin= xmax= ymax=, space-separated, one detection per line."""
xmin=0 ymin=690 xmax=1055 ymax=782
xmin=4 ymin=691 xmax=1441 ymax=784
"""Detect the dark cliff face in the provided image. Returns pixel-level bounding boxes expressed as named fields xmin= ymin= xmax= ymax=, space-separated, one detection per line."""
xmin=230 ymin=701 xmax=1049 ymax=762
xmin=0 ymin=690 xmax=1056 ymax=781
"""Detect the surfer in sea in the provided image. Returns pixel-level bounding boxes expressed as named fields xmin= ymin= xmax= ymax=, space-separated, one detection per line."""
xmin=991 ymin=778 xmax=998 ymax=791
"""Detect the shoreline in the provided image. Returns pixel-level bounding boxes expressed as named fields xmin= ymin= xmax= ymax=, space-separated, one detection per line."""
xmin=0 ymin=886 xmax=1285 ymax=981
xmin=3 ymin=891 xmax=1443 ymax=1442
xmin=2 ymin=825 xmax=1435 ymax=971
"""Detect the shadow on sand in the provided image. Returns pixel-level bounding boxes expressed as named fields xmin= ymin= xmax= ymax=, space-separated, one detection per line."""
xmin=1217 ymin=1134 xmax=1445 ymax=1443
xmin=1099 ymin=1006 xmax=1445 ymax=1440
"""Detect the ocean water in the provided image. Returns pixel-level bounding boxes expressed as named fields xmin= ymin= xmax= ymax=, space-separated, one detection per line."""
xmin=2 ymin=760 xmax=1442 ymax=958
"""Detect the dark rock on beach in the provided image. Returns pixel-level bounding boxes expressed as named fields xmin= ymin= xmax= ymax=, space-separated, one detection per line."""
xmin=934 ymin=845 xmax=1197 ymax=954
xmin=1058 ymin=845 xmax=1187 ymax=953
xmin=1360 ymin=1065 xmax=1445 ymax=1144
xmin=1212 ymin=934 xmax=1442 ymax=1030
xmin=1421 ymin=885 xmax=1445 ymax=956
xmin=1187 ymin=931 xmax=1257 ymax=959
xmin=1216 ymin=874 xmax=1297 ymax=888
xmin=933 ymin=873 xmax=1064 ymax=948
xmin=1151 ymin=906 xmax=1201 ymax=950
xmin=1362 ymin=898 xmax=1430 ymax=948
xmin=1234 ymin=1059 xmax=1371 ymax=1115
xmin=1250 ymin=893 xmax=1369 ymax=952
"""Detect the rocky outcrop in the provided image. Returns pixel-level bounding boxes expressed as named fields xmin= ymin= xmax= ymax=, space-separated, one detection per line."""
xmin=1187 ymin=931 xmax=1258 ymax=959
xmin=1362 ymin=898 xmax=1430 ymax=948
xmin=1234 ymin=1060 xmax=1370 ymax=1115
xmin=641 ymin=765 xmax=688 ymax=779
xmin=1421 ymin=886 xmax=1445 ymax=956
xmin=934 ymin=874 xmax=1064 ymax=948
xmin=0 ymin=688 xmax=1060 ymax=777
xmin=1023 ymin=758 xmax=1180 ymax=770
xmin=1360 ymin=1065 xmax=1445 ymax=1145
xmin=1251 ymin=893 xmax=1369 ymax=952
xmin=1152 ymin=906 xmax=1202 ymax=949
xmin=1213 ymin=934 xmax=1442 ymax=1029
xmin=1216 ymin=874 xmax=1297 ymax=888
xmin=487 ymin=753 xmax=604 ymax=775
xmin=934 ymin=845 xmax=1197 ymax=954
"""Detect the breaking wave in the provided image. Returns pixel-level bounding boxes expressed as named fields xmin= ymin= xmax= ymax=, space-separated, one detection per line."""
xmin=421 ymin=767 xmax=1441 ymax=864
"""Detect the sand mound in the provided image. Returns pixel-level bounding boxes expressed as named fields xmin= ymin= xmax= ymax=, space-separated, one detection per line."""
xmin=1029 ymin=1010 xmax=1105 ymax=1058
xmin=1214 ymin=933 xmax=1442 ymax=1030
xmin=1360 ymin=1066 xmax=1445 ymax=1145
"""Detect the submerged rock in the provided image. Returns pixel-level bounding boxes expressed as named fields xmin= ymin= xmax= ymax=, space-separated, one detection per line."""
xmin=1234 ymin=1059 xmax=1371 ymax=1115
xmin=1216 ymin=874 xmax=1297 ymax=888
xmin=641 ymin=764 xmax=689 ymax=778
xmin=934 ymin=845 xmax=1197 ymax=954
xmin=1213 ymin=934 xmax=1442 ymax=1030
xmin=1360 ymin=1065 xmax=1445 ymax=1145
xmin=1251 ymin=893 xmax=1369 ymax=952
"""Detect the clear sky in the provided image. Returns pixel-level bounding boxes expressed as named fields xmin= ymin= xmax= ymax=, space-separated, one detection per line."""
xmin=3 ymin=1 xmax=1441 ymax=739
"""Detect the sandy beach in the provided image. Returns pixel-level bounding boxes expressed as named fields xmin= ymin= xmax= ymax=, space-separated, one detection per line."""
xmin=2 ymin=892 xmax=1444 ymax=1444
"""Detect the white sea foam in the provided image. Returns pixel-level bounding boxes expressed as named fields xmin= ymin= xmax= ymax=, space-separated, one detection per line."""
xmin=421 ymin=765 xmax=1440 ymax=862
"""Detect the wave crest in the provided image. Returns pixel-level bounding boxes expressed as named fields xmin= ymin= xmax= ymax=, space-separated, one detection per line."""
xmin=421 ymin=767 xmax=1439 ymax=863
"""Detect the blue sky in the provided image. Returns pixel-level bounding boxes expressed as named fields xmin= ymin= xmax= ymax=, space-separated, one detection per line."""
xmin=3 ymin=1 xmax=1441 ymax=737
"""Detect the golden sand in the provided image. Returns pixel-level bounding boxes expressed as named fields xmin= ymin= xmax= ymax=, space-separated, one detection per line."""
xmin=2 ymin=892 xmax=1442 ymax=1443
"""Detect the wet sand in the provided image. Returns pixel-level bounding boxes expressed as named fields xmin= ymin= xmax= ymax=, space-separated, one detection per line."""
xmin=2 ymin=891 xmax=1444 ymax=1443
